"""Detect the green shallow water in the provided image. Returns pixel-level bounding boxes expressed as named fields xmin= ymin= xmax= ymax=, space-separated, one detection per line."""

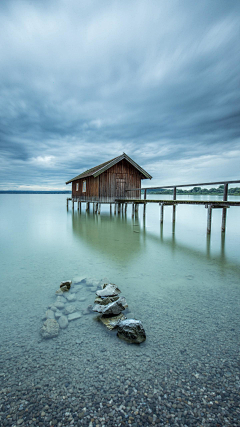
xmin=0 ymin=194 xmax=239 ymax=426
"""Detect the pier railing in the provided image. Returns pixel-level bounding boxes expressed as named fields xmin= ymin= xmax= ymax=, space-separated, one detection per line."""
xmin=125 ymin=179 xmax=240 ymax=233
xmin=126 ymin=179 xmax=240 ymax=201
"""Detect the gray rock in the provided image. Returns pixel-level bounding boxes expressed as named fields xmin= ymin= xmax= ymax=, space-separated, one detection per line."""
xmin=100 ymin=313 xmax=126 ymax=330
xmin=102 ymin=298 xmax=126 ymax=316
xmin=41 ymin=319 xmax=59 ymax=339
xmin=78 ymin=296 xmax=86 ymax=302
xmin=96 ymin=284 xmax=121 ymax=297
xmin=68 ymin=312 xmax=82 ymax=321
xmin=66 ymin=293 xmax=76 ymax=302
xmin=58 ymin=315 xmax=68 ymax=329
xmin=92 ymin=304 xmax=105 ymax=313
xmin=118 ymin=296 xmax=128 ymax=309
xmin=60 ymin=280 xmax=72 ymax=290
xmin=64 ymin=304 xmax=77 ymax=315
xmin=94 ymin=295 xmax=119 ymax=305
xmin=54 ymin=311 xmax=62 ymax=319
xmin=46 ymin=309 xmax=55 ymax=319
xmin=93 ymin=297 xmax=127 ymax=316
xmin=117 ymin=319 xmax=146 ymax=344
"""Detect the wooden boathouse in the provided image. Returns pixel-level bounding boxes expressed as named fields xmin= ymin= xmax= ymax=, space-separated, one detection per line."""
xmin=66 ymin=154 xmax=240 ymax=234
xmin=66 ymin=153 xmax=152 ymax=202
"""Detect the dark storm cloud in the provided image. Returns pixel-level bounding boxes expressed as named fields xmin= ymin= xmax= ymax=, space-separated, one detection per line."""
xmin=0 ymin=0 xmax=240 ymax=189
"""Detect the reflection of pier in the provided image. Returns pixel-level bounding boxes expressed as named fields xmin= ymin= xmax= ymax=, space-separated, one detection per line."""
xmin=67 ymin=179 xmax=240 ymax=234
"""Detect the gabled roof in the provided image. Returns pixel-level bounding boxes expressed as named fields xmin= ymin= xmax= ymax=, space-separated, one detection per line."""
xmin=66 ymin=153 xmax=152 ymax=184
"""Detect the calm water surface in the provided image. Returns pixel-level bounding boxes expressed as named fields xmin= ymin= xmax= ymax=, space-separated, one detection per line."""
xmin=0 ymin=194 xmax=239 ymax=426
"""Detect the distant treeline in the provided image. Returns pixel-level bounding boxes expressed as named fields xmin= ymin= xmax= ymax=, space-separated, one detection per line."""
xmin=142 ymin=185 xmax=240 ymax=196
xmin=0 ymin=191 xmax=72 ymax=194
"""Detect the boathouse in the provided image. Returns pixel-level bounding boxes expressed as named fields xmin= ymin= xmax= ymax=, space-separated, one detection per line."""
xmin=66 ymin=153 xmax=152 ymax=202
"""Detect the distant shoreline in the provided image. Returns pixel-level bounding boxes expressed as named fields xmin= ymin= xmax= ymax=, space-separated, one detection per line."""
xmin=0 ymin=191 xmax=72 ymax=194
xmin=0 ymin=187 xmax=240 ymax=196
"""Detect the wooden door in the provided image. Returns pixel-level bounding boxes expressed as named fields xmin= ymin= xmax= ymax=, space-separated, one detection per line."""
xmin=115 ymin=177 xmax=126 ymax=199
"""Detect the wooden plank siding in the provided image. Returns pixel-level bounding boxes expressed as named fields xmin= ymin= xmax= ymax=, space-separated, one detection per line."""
xmin=72 ymin=175 xmax=99 ymax=200
xmin=72 ymin=159 xmax=143 ymax=202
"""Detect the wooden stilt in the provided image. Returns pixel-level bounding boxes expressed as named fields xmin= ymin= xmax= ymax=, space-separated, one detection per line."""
xmin=143 ymin=202 xmax=146 ymax=217
xmin=221 ymin=208 xmax=227 ymax=232
xmin=66 ymin=198 xmax=69 ymax=209
xmin=114 ymin=203 xmax=116 ymax=215
xmin=222 ymin=183 xmax=228 ymax=232
xmin=110 ymin=204 xmax=112 ymax=214
xmin=207 ymin=205 xmax=212 ymax=234
xmin=118 ymin=203 xmax=121 ymax=214
xmin=125 ymin=203 xmax=127 ymax=214
xmin=160 ymin=203 xmax=164 ymax=224
xmin=121 ymin=203 xmax=124 ymax=214
xmin=95 ymin=203 xmax=98 ymax=214
xmin=132 ymin=203 xmax=134 ymax=217
xmin=79 ymin=202 xmax=81 ymax=213
xmin=173 ymin=205 xmax=176 ymax=222
xmin=98 ymin=203 xmax=101 ymax=214
xmin=86 ymin=202 xmax=89 ymax=211
xmin=72 ymin=200 xmax=74 ymax=210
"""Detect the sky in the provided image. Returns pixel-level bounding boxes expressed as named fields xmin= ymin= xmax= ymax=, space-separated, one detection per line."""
xmin=0 ymin=0 xmax=240 ymax=190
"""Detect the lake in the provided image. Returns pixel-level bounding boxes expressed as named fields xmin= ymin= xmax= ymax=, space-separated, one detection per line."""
xmin=0 ymin=194 xmax=239 ymax=427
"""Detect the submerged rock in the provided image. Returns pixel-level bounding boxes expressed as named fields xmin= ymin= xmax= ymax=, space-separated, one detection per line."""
xmin=66 ymin=293 xmax=76 ymax=302
xmin=100 ymin=313 xmax=126 ymax=330
xmin=54 ymin=311 xmax=62 ymax=319
xmin=64 ymin=304 xmax=77 ymax=315
xmin=117 ymin=319 xmax=146 ymax=344
xmin=54 ymin=301 xmax=65 ymax=310
xmin=68 ymin=312 xmax=82 ymax=321
xmin=41 ymin=319 xmax=59 ymax=339
xmin=96 ymin=284 xmax=121 ymax=297
xmin=58 ymin=315 xmax=68 ymax=329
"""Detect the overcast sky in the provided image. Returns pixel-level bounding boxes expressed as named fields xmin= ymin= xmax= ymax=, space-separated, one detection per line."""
xmin=0 ymin=0 xmax=239 ymax=190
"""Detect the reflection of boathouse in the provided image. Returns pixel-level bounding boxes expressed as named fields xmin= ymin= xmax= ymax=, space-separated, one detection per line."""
xmin=66 ymin=153 xmax=152 ymax=202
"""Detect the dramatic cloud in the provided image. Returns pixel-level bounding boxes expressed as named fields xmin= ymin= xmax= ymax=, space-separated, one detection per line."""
xmin=0 ymin=0 xmax=239 ymax=189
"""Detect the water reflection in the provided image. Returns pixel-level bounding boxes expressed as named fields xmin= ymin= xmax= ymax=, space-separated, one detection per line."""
xmin=71 ymin=210 xmax=144 ymax=263
xmin=70 ymin=203 xmax=240 ymax=275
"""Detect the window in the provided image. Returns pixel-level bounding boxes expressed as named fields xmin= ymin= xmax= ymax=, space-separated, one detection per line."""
xmin=82 ymin=180 xmax=86 ymax=192
xmin=76 ymin=183 xmax=79 ymax=191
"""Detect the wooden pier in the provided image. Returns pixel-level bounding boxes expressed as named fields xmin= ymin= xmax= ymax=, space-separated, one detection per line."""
xmin=67 ymin=179 xmax=240 ymax=234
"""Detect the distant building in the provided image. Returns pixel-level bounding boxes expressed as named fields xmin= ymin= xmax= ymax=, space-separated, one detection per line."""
xmin=66 ymin=153 xmax=152 ymax=202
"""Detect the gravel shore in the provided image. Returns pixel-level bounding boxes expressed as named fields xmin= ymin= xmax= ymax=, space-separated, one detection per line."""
xmin=1 ymin=278 xmax=239 ymax=426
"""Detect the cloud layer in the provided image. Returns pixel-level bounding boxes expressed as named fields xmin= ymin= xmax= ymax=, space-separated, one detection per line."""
xmin=0 ymin=0 xmax=240 ymax=189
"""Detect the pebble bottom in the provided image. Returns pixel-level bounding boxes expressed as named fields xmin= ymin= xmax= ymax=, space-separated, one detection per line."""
xmin=0 ymin=279 xmax=239 ymax=426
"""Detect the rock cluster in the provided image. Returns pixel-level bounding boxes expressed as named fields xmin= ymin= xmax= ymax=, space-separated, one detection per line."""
xmin=40 ymin=279 xmax=86 ymax=339
xmin=92 ymin=283 xmax=146 ymax=344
